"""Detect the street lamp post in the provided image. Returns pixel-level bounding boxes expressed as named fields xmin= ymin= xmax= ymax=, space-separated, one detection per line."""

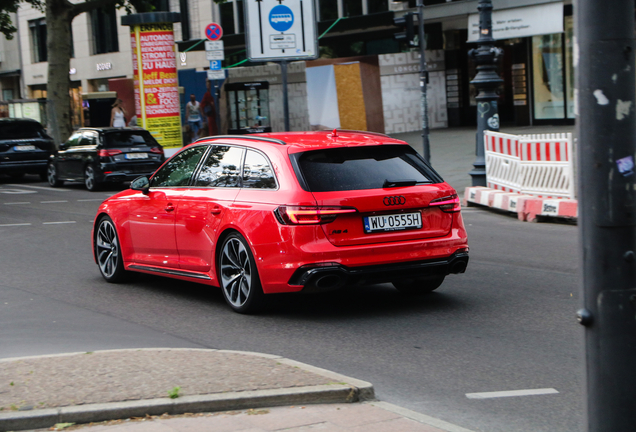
xmin=468 ymin=0 xmax=502 ymax=187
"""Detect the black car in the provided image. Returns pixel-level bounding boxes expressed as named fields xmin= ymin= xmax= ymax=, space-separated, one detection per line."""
xmin=0 ymin=118 xmax=55 ymax=180
xmin=48 ymin=127 xmax=165 ymax=191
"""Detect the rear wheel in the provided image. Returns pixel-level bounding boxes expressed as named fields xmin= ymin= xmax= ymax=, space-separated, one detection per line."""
xmin=218 ymin=232 xmax=264 ymax=314
xmin=47 ymin=163 xmax=64 ymax=187
xmin=95 ymin=216 xmax=128 ymax=283
xmin=85 ymin=165 xmax=100 ymax=191
xmin=393 ymin=275 xmax=445 ymax=295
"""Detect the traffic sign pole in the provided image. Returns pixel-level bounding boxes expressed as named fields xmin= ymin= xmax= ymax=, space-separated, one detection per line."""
xmin=281 ymin=60 xmax=289 ymax=132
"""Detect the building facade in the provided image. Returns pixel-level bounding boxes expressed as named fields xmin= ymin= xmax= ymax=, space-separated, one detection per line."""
xmin=0 ymin=0 xmax=573 ymax=131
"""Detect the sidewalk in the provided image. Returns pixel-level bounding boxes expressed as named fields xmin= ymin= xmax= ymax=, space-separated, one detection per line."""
xmin=0 ymin=349 xmax=474 ymax=432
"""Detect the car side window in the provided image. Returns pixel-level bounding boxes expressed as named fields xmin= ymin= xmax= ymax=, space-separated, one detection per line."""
xmin=65 ymin=132 xmax=82 ymax=148
xmin=151 ymin=145 xmax=208 ymax=188
xmin=242 ymin=150 xmax=276 ymax=189
xmin=193 ymin=145 xmax=244 ymax=188
xmin=80 ymin=131 xmax=97 ymax=147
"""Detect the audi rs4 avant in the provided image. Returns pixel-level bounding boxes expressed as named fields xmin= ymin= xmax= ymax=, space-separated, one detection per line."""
xmin=92 ymin=131 xmax=469 ymax=313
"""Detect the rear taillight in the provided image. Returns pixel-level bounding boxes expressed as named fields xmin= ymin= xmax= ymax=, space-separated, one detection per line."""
xmin=429 ymin=194 xmax=461 ymax=212
xmin=275 ymin=206 xmax=357 ymax=225
xmin=149 ymin=147 xmax=164 ymax=156
xmin=98 ymin=149 xmax=122 ymax=157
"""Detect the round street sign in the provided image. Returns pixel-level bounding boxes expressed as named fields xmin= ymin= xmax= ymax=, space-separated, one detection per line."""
xmin=269 ymin=5 xmax=294 ymax=32
xmin=205 ymin=23 xmax=223 ymax=41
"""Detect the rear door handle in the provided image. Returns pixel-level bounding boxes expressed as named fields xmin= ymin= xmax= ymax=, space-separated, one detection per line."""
xmin=165 ymin=203 xmax=175 ymax=212
xmin=210 ymin=205 xmax=222 ymax=215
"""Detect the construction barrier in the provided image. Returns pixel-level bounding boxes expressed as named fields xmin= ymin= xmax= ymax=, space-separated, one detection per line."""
xmin=484 ymin=131 xmax=575 ymax=199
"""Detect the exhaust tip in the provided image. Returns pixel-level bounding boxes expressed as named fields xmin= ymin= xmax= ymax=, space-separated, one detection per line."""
xmin=450 ymin=260 xmax=467 ymax=274
xmin=314 ymin=274 xmax=344 ymax=290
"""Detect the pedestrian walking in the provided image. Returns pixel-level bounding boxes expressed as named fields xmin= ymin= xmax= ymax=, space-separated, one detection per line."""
xmin=110 ymin=99 xmax=127 ymax=128
xmin=200 ymin=80 xmax=218 ymax=136
xmin=186 ymin=94 xmax=202 ymax=143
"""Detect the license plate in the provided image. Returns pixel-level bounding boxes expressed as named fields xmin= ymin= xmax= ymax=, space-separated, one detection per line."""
xmin=363 ymin=212 xmax=422 ymax=233
xmin=125 ymin=153 xmax=148 ymax=159
xmin=14 ymin=145 xmax=36 ymax=151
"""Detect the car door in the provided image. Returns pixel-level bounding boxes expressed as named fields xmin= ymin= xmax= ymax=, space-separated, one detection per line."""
xmin=175 ymin=145 xmax=245 ymax=273
xmin=56 ymin=131 xmax=82 ymax=178
xmin=127 ymin=145 xmax=208 ymax=269
xmin=66 ymin=131 xmax=97 ymax=179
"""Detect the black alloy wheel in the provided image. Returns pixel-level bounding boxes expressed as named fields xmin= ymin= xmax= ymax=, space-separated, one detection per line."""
xmin=95 ymin=216 xmax=128 ymax=283
xmin=218 ymin=232 xmax=265 ymax=314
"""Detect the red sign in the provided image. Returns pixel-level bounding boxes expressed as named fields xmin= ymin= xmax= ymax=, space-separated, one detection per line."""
xmin=205 ymin=23 xmax=223 ymax=41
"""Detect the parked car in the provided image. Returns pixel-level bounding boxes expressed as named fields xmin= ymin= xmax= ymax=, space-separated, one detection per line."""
xmin=48 ymin=127 xmax=165 ymax=191
xmin=0 ymin=118 xmax=55 ymax=180
xmin=91 ymin=131 xmax=469 ymax=313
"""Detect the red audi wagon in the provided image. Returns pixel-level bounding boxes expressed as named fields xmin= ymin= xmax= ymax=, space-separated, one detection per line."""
xmin=92 ymin=131 xmax=468 ymax=313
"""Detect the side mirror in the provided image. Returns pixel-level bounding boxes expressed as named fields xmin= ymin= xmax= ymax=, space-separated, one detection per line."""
xmin=131 ymin=176 xmax=150 ymax=195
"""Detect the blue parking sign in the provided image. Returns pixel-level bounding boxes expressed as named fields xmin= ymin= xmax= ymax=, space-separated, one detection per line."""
xmin=209 ymin=60 xmax=222 ymax=70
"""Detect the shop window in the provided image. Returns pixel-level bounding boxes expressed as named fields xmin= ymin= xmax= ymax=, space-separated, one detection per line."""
xmin=343 ymin=0 xmax=362 ymax=17
xmin=532 ymin=34 xmax=564 ymax=120
xmin=320 ymin=0 xmax=338 ymax=21
xmin=564 ymin=16 xmax=574 ymax=119
xmin=91 ymin=7 xmax=119 ymax=54
xmin=368 ymin=0 xmax=388 ymax=14
xmin=29 ymin=19 xmax=47 ymax=63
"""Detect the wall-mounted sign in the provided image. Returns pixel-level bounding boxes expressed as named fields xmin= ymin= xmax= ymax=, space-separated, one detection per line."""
xmin=245 ymin=0 xmax=317 ymax=61
xmin=468 ymin=2 xmax=564 ymax=42
xmin=96 ymin=62 xmax=113 ymax=71
xmin=205 ymin=23 xmax=223 ymax=41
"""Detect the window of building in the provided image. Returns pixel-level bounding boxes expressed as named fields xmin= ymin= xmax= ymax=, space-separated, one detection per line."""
xmin=90 ymin=7 xmax=119 ymax=55
xmin=532 ymin=33 xmax=564 ymax=120
xmin=29 ymin=19 xmax=47 ymax=63
xmin=367 ymin=0 xmax=388 ymax=14
xmin=2 ymin=89 xmax=14 ymax=101
xmin=342 ymin=0 xmax=362 ymax=17
xmin=179 ymin=0 xmax=190 ymax=40
xmin=151 ymin=0 xmax=170 ymax=11
xmin=220 ymin=2 xmax=235 ymax=34
xmin=319 ymin=0 xmax=338 ymax=21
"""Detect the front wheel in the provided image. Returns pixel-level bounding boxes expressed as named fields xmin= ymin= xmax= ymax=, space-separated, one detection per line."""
xmin=393 ymin=275 xmax=445 ymax=295
xmin=47 ymin=163 xmax=64 ymax=187
xmin=85 ymin=165 xmax=100 ymax=191
xmin=218 ymin=232 xmax=264 ymax=314
xmin=95 ymin=216 xmax=128 ymax=283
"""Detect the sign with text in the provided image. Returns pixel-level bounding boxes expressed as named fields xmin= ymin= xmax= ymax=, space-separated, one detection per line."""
xmin=245 ymin=0 xmax=317 ymax=61
xmin=131 ymin=22 xmax=182 ymax=149
xmin=468 ymin=2 xmax=564 ymax=42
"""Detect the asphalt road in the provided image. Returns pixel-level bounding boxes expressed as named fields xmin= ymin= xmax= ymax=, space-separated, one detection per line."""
xmin=0 ymin=175 xmax=582 ymax=432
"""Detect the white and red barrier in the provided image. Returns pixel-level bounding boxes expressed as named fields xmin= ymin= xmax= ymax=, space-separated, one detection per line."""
xmin=484 ymin=131 xmax=574 ymax=199
xmin=469 ymin=131 xmax=576 ymax=222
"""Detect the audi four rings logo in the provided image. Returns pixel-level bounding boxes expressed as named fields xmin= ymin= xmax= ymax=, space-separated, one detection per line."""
xmin=383 ymin=196 xmax=406 ymax=206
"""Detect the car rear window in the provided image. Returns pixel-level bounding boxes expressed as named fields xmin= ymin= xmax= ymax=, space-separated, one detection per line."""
xmin=104 ymin=131 xmax=158 ymax=148
xmin=294 ymin=145 xmax=440 ymax=192
xmin=0 ymin=121 xmax=47 ymax=140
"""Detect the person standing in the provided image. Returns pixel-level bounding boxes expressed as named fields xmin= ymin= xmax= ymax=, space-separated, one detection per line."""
xmin=110 ymin=99 xmax=127 ymax=128
xmin=186 ymin=94 xmax=202 ymax=143
xmin=200 ymin=80 xmax=218 ymax=136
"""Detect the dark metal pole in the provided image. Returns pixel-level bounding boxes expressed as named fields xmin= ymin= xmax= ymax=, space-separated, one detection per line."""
xmin=415 ymin=0 xmax=430 ymax=163
xmin=467 ymin=0 xmax=502 ymax=187
xmin=576 ymin=0 xmax=636 ymax=430
xmin=281 ymin=60 xmax=290 ymax=132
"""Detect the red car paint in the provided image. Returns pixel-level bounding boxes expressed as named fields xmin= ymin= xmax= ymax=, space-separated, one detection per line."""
xmin=92 ymin=131 xmax=468 ymax=300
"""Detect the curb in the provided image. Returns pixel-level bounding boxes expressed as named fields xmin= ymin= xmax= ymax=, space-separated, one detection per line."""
xmin=464 ymin=186 xmax=578 ymax=222
xmin=0 ymin=349 xmax=375 ymax=431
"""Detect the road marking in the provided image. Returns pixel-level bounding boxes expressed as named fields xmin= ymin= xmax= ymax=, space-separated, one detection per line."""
xmin=41 ymin=200 xmax=69 ymax=204
xmin=466 ymin=388 xmax=559 ymax=399
xmin=0 ymin=223 xmax=32 ymax=227
xmin=77 ymin=198 xmax=104 ymax=202
xmin=42 ymin=221 xmax=76 ymax=225
xmin=4 ymin=202 xmax=31 ymax=205
xmin=6 ymin=184 xmax=71 ymax=192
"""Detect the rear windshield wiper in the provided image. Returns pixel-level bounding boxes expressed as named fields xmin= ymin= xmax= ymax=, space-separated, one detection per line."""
xmin=383 ymin=179 xmax=418 ymax=188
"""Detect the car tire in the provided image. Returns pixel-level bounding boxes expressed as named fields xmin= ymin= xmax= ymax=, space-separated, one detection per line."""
xmin=47 ymin=163 xmax=64 ymax=187
xmin=218 ymin=232 xmax=265 ymax=314
xmin=94 ymin=215 xmax=128 ymax=283
xmin=392 ymin=275 xmax=445 ymax=295
xmin=85 ymin=165 xmax=100 ymax=191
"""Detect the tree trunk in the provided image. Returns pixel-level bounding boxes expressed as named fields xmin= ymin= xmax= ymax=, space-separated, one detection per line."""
xmin=45 ymin=0 xmax=73 ymax=145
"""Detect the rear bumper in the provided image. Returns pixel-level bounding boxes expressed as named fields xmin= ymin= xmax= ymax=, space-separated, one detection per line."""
xmin=288 ymin=251 xmax=469 ymax=291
